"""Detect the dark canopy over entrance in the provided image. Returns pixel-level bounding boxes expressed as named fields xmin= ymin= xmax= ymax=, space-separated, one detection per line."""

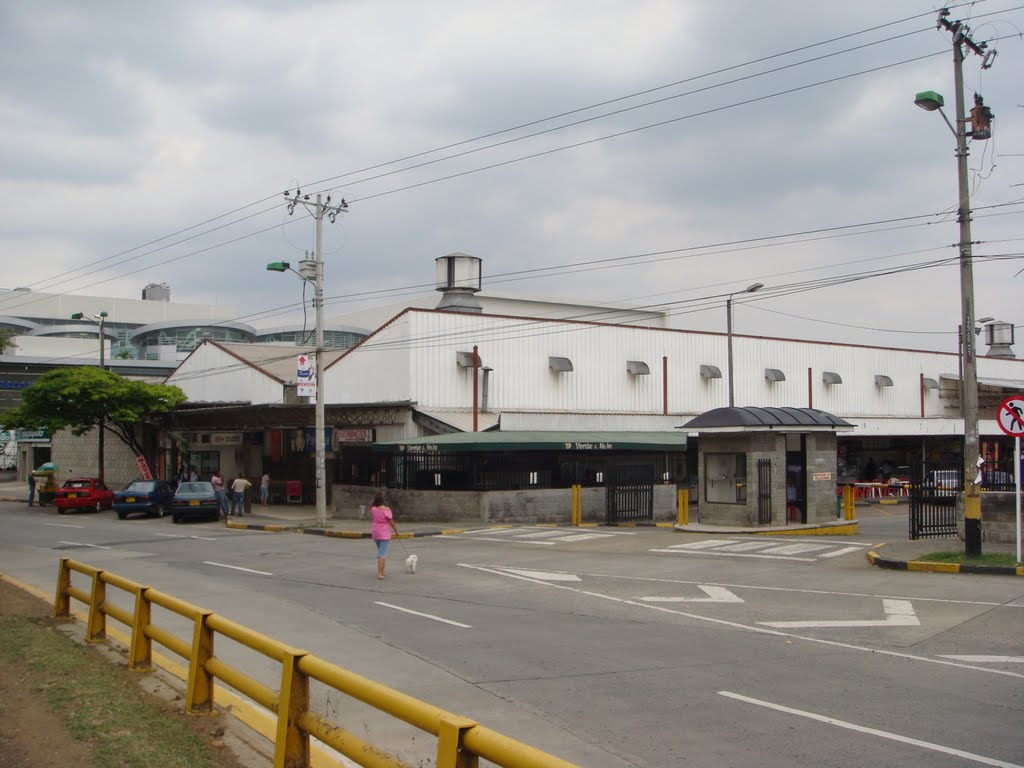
xmin=680 ymin=406 xmax=853 ymax=433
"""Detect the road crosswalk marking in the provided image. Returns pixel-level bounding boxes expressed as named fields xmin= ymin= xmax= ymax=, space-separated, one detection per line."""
xmin=446 ymin=526 xmax=635 ymax=546
xmin=652 ymin=538 xmax=871 ymax=562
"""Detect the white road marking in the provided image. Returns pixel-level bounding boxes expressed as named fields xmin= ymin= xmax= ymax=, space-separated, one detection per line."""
xmin=557 ymin=533 xmax=615 ymax=542
xmin=760 ymin=599 xmax=919 ymax=628
xmin=759 ymin=543 xmax=832 ymax=555
xmin=155 ymin=533 xmax=217 ymax=541
xmin=444 ymin=535 xmax=556 ymax=546
xmin=715 ymin=541 xmax=780 ymax=552
xmin=203 ymin=561 xmax=272 ymax=576
xmin=939 ymin=655 xmax=1024 ymax=663
xmin=817 ymin=546 xmax=864 ymax=558
xmin=45 ymin=523 xmax=84 ymax=529
xmin=59 ymin=541 xmax=110 ymax=549
xmin=458 ymin=564 xmax=1024 ymax=680
xmin=374 ymin=602 xmax=471 ymax=628
xmin=586 ymin=571 xmax=1024 ymax=608
xmin=496 ymin=568 xmax=582 ymax=582
xmin=650 ymin=548 xmax=817 ymax=562
xmin=514 ymin=530 xmax=567 ymax=539
xmin=638 ymin=585 xmax=744 ymax=603
xmin=719 ymin=691 xmax=1024 ymax=768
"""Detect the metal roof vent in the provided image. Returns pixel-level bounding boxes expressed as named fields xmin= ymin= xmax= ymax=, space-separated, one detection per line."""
xmin=922 ymin=377 xmax=940 ymax=390
xmin=549 ymin=356 xmax=573 ymax=373
xmin=626 ymin=360 xmax=650 ymax=376
xmin=700 ymin=364 xmax=722 ymax=380
xmin=822 ymin=371 xmax=842 ymax=385
xmin=764 ymin=368 xmax=786 ymax=382
xmin=456 ymin=350 xmax=481 ymax=368
xmin=435 ymin=252 xmax=483 ymax=313
xmin=874 ymin=375 xmax=894 ymax=387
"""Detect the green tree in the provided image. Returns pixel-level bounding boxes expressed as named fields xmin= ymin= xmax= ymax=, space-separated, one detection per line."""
xmin=1 ymin=367 xmax=186 ymax=457
xmin=0 ymin=328 xmax=16 ymax=354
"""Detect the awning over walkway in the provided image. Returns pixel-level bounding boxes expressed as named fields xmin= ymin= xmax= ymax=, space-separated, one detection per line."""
xmin=679 ymin=406 xmax=854 ymax=434
xmin=413 ymin=408 xmax=500 ymax=434
xmin=375 ymin=431 xmax=687 ymax=453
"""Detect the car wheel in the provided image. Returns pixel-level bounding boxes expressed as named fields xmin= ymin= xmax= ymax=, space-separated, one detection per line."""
xmin=116 ymin=511 xmax=127 ymax=520
xmin=57 ymin=508 xmax=65 ymax=515
xmin=172 ymin=515 xmax=182 ymax=524
xmin=155 ymin=504 xmax=166 ymax=518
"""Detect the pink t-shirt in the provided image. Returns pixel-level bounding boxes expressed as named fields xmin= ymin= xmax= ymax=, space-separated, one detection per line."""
xmin=371 ymin=505 xmax=393 ymax=540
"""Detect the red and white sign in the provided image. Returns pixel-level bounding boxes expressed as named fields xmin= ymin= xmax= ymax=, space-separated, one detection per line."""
xmin=996 ymin=395 xmax=1024 ymax=438
xmin=297 ymin=354 xmax=317 ymax=398
xmin=135 ymin=454 xmax=153 ymax=481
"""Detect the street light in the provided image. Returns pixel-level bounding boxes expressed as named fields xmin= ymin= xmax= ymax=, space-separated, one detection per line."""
xmin=726 ymin=282 xmax=764 ymax=407
xmin=916 ymin=68 xmax=993 ymax=554
xmin=70 ymin=311 xmax=109 ymax=482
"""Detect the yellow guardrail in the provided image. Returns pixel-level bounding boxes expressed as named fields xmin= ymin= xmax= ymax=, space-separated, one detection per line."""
xmin=54 ymin=557 xmax=578 ymax=768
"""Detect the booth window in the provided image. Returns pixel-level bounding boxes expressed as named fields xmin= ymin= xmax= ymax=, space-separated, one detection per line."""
xmin=705 ymin=452 xmax=747 ymax=504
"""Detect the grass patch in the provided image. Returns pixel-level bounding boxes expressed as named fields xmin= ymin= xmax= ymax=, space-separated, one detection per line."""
xmin=0 ymin=614 xmax=240 ymax=768
xmin=918 ymin=551 xmax=1021 ymax=567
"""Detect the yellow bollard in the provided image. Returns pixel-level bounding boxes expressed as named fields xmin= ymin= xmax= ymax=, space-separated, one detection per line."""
xmin=678 ymin=489 xmax=689 ymax=525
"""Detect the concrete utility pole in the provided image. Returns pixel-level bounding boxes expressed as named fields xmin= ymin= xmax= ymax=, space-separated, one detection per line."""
xmin=936 ymin=10 xmax=996 ymax=556
xmin=278 ymin=190 xmax=347 ymax=528
xmin=71 ymin=310 xmax=109 ymax=482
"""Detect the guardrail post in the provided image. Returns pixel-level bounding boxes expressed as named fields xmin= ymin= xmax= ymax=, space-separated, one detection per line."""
xmin=54 ymin=557 xmax=72 ymax=618
xmin=437 ymin=715 xmax=479 ymax=768
xmin=186 ymin=610 xmax=215 ymax=714
xmin=275 ymin=649 xmax=311 ymax=768
xmin=86 ymin=569 xmax=107 ymax=642
xmin=678 ymin=488 xmax=689 ymax=525
xmin=128 ymin=586 xmax=153 ymax=671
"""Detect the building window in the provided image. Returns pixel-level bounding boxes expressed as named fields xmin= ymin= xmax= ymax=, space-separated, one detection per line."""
xmin=705 ymin=452 xmax=747 ymax=504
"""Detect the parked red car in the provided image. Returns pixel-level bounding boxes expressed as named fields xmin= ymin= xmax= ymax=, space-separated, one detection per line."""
xmin=55 ymin=478 xmax=115 ymax=514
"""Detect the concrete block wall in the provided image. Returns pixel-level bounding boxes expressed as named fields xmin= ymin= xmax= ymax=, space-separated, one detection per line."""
xmin=51 ymin=428 xmax=140 ymax=489
xmin=805 ymin=433 xmax=841 ymax=523
xmin=980 ymin=493 xmax=1024 ymax=545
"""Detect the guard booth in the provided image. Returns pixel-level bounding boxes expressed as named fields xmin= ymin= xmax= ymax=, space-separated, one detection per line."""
xmin=680 ymin=407 xmax=853 ymax=527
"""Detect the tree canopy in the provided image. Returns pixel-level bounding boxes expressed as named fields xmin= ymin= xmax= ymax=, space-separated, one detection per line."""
xmin=1 ymin=367 xmax=186 ymax=456
xmin=0 ymin=329 xmax=16 ymax=354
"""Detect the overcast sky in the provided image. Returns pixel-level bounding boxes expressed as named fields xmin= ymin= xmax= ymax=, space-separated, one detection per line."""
xmin=1 ymin=1 xmax=1021 ymax=354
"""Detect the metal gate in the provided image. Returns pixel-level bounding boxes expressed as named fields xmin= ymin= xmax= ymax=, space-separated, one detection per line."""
xmin=909 ymin=462 xmax=960 ymax=539
xmin=605 ymin=462 xmax=655 ymax=524
xmin=757 ymin=458 xmax=772 ymax=525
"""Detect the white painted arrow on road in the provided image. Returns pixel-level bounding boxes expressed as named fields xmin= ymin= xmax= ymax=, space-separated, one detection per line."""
xmin=759 ymin=599 xmax=919 ymax=628
xmin=638 ymin=585 xmax=744 ymax=603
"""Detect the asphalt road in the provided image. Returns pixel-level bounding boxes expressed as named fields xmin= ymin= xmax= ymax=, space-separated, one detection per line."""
xmin=2 ymin=500 xmax=1022 ymax=767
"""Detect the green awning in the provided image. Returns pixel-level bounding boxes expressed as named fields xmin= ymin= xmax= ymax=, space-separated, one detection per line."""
xmin=375 ymin=431 xmax=686 ymax=453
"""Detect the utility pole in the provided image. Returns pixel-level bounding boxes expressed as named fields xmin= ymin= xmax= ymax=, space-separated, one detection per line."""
xmin=71 ymin=310 xmax=108 ymax=482
xmin=281 ymin=189 xmax=347 ymax=528
xmin=936 ymin=9 xmax=996 ymax=556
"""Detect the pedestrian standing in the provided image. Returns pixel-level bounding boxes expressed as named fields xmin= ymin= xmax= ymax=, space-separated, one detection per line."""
xmin=230 ymin=473 xmax=251 ymax=516
xmin=370 ymin=490 xmax=399 ymax=580
xmin=27 ymin=472 xmax=36 ymax=507
xmin=260 ymin=472 xmax=270 ymax=506
xmin=211 ymin=469 xmax=228 ymax=517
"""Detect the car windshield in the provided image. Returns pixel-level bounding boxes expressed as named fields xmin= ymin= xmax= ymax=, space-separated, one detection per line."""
xmin=63 ymin=480 xmax=91 ymax=489
xmin=123 ymin=481 xmax=156 ymax=493
xmin=176 ymin=482 xmax=214 ymax=495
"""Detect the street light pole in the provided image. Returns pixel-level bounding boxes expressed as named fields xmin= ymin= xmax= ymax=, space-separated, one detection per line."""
xmin=916 ymin=10 xmax=997 ymax=555
xmin=271 ymin=189 xmax=346 ymax=529
xmin=727 ymin=282 xmax=763 ymax=407
xmin=72 ymin=311 xmax=108 ymax=483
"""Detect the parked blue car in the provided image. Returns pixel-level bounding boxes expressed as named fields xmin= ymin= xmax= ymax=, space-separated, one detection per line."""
xmin=113 ymin=480 xmax=177 ymax=520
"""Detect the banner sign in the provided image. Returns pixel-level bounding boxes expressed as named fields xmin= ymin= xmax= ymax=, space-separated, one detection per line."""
xmin=297 ymin=354 xmax=317 ymax=397
xmin=135 ymin=454 xmax=153 ymax=481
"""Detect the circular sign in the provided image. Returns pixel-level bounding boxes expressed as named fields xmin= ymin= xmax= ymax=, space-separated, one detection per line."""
xmin=995 ymin=395 xmax=1024 ymax=438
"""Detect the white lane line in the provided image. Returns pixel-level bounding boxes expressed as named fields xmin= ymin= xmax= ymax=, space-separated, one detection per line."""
xmin=155 ymin=533 xmax=219 ymax=540
xmin=759 ymin=599 xmax=919 ymax=629
xmin=759 ymin=543 xmax=832 ymax=555
xmin=59 ymin=541 xmax=111 ymax=549
xmin=374 ymin=602 xmax=471 ymax=628
xmin=514 ymin=530 xmax=565 ymax=539
xmin=718 ymin=691 xmax=1024 ymax=768
xmin=817 ymin=546 xmax=864 ymax=559
xmin=939 ymin=655 xmax=1024 ymax=663
xmin=459 ymin=564 xmax=1024 ymax=680
xmin=650 ymin=548 xmax=817 ymax=562
xmin=737 ymin=537 xmax=874 ymax=546
xmin=498 ymin=568 xmax=582 ymax=582
xmin=45 ymin=523 xmax=85 ymax=529
xmin=444 ymin=535 xmax=556 ymax=546
xmin=203 ymin=561 xmax=272 ymax=576
xmin=586 ymin=572 xmax=1024 ymax=607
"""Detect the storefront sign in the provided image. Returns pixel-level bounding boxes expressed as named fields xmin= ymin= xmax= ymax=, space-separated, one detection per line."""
xmin=0 ymin=431 xmax=11 ymax=443
xmin=812 ymin=472 xmax=832 ymax=481
xmin=15 ymin=428 xmax=50 ymax=441
xmin=335 ymin=429 xmax=373 ymax=445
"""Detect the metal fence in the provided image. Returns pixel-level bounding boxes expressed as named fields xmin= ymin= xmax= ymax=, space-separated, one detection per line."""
xmin=54 ymin=558 xmax=577 ymax=768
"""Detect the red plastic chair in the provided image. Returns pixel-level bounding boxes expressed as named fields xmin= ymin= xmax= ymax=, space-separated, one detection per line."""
xmin=286 ymin=480 xmax=302 ymax=504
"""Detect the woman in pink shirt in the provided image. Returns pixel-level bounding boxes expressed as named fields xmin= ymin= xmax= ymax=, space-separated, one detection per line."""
xmin=370 ymin=490 xmax=399 ymax=580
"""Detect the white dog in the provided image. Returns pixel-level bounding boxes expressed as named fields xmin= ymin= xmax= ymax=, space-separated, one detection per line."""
xmin=405 ymin=553 xmax=418 ymax=574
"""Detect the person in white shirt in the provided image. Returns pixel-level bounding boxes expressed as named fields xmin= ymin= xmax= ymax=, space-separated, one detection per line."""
xmin=229 ymin=473 xmax=252 ymax=517
xmin=260 ymin=473 xmax=270 ymax=506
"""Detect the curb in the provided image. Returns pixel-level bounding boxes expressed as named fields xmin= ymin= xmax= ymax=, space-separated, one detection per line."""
xmin=866 ymin=550 xmax=1024 ymax=576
